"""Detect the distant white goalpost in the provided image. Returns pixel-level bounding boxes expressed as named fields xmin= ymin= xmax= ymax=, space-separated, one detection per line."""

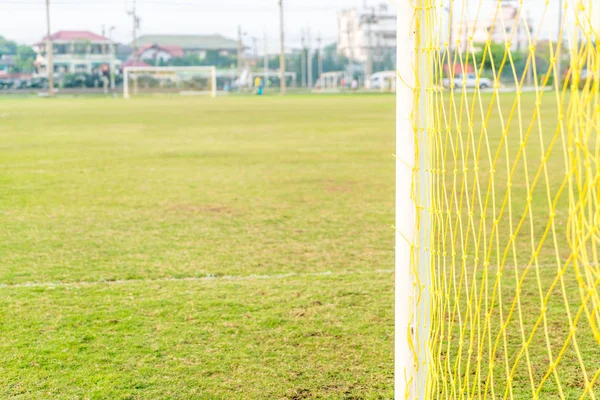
xmin=318 ymin=71 xmax=349 ymax=89
xmin=123 ymin=66 xmax=217 ymax=99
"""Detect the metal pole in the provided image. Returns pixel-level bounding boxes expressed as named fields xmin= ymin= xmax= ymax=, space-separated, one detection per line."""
xmin=123 ymin=68 xmax=130 ymax=99
xmin=278 ymin=0 xmax=286 ymax=94
xmin=101 ymin=25 xmax=108 ymax=93
xmin=264 ymin=32 xmax=269 ymax=88
xmin=109 ymin=26 xmax=115 ymax=91
xmin=301 ymin=30 xmax=306 ymax=87
xmin=396 ymin=0 xmax=416 ymax=397
xmin=129 ymin=0 xmax=139 ymax=61
xmin=237 ymin=25 xmax=243 ymax=80
xmin=348 ymin=17 xmax=354 ymax=84
xmin=317 ymin=34 xmax=323 ymax=87
xmin=448 ymin=1 xmax=454 ymax=73
xmin=365 ymin=7 xmax=374 ymax=79
xmin=211 ymin=66 xmax=217 ymax=98
xmin=45 ymin=0 xmax=54 ymax=96
xmin=556 ymin=0 xmax=563 ymax=82
xmin=307 ymin=27 xmax=312 ymax=88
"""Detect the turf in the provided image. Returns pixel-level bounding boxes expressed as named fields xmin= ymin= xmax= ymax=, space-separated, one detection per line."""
xmin=0 ymin=95 xmax=395 ymax=399
xmin=0 ymin=93 xmax=597 ymax=398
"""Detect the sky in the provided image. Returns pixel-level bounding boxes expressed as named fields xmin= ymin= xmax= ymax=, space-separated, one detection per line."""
xmin=0 ymin=0 xmax=573 ymax=52
xmin=0 ymin=0 xmax=368 ymax=51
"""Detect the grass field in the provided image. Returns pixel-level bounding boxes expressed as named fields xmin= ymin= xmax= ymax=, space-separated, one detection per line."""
xmin=0 ymin=95 xmax=395 ymax=399
xmin=0 ymin=93 xmax=598 ymax=399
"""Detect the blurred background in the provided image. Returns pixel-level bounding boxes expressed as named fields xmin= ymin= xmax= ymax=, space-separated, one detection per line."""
xmin=0 ymin=0 xmax=592 ymax=93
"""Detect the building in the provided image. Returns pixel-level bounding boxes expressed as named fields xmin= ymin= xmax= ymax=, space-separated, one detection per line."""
xmin=34 ymin=30 xmax=121 ymax=76
xmin=135 ymin=44 xmax=185 ymax=65
xmin=337 ymin=3 xmax=396 ymax=64
xmin=451 ymin=1 xmax=533 ymax=54
xmin=115 ymin=43 xmax=133 ymax=62
xmin=134 ymin=34 xmax=238 ymax=59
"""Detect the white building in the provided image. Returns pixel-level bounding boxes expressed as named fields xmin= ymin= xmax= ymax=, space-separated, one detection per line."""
xmin=451 ymin=1 xmax=533 ymax=54
xmin=34 ymin=31 xmax=121 ymax=76
xmin=337 ymin=3 xmax=396 ymax=63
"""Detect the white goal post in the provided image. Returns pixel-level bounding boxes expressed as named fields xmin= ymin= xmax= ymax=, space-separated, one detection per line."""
xmin=123 ymin=66 xmax=217 ymax=99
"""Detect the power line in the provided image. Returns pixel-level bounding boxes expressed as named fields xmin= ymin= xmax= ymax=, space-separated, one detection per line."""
xmin=279 ymin=0 xmax=285 ymax=94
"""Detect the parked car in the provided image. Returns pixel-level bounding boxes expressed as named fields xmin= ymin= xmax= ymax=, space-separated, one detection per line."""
xmin=443 ymin=73 xmax=492 ymax=89
xmin=0 ymin=79 xmax=13 ymax=89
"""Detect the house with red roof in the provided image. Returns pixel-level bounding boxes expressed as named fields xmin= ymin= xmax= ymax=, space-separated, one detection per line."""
xmin=34 ymin=30 xmax=121 ymax=77
xmin=135 ymin=34 xmax=238 ymax=58
xmin=135 ymin=44 xmax=185 ymax=65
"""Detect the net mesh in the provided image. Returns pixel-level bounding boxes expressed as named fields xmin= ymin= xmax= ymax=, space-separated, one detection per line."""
xmin=125 ymin=67 xmax=217 ymax=96
xmin=404 ymin=0 xmax=600 ymax=397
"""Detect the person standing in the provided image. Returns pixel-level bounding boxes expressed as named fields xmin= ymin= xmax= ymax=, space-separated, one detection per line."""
xmin=255 ymin=76 xmax=264 ymax=95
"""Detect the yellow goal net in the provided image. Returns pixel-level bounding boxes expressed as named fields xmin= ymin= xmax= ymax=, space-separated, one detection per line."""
xmin=395 ymin=0 xmax=600 ymax=398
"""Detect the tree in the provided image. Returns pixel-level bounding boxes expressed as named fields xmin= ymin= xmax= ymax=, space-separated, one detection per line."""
xmin=14 ymin=45 xmax=36 ymax=73
xmin=473 ymin=42 xmax=525 ymax=79
xmin=0 ymin=36 xmax=18 ymax=57
xmin=322 ymin=43 xmax=349 ymax=73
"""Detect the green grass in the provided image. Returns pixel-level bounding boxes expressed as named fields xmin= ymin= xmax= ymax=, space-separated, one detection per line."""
xmin=0 ymin=93 xmax=597 ymax=398
xmin=0 ymin=95 xmax=395 ymax=399
xmin=427 ymin=89 xmax=600 ymax=398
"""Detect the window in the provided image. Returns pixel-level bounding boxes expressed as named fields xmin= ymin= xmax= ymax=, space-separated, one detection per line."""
xmin=74 ymin=43 xmax=88 ymax=54
xmin=54 ymin=44 xmax=68 ymax=54
xmin=90 ymin=44 xmax=103 ymax=54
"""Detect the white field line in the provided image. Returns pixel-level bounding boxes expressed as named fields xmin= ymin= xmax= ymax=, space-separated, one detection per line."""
xmin=0 ymin=269 xmax=395 ymax=290
xmin=0 ymin=262 xmax=567 ymax=290
xmin=0 ymin=157 xmax=91 ymax=169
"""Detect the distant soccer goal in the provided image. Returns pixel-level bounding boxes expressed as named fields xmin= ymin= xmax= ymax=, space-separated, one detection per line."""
xmin=318 ymin=71 xmax=349 ymax=90
xmin=123 ymin=66 xmax=217 ymax=99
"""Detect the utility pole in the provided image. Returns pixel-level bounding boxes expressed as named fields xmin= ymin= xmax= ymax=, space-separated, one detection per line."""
xmin=365 ymin=6 xmax=374 ymax=80
xmin=108 ymin=26 xmax=116 ymax=91
xmin=237 ymin=25 xmax=244 ymax=80
xmin=45 ymin=0 xmax=54 ymax=96
xmin=317 ymin=34 xmax=323 ymax=87
xmin=101 ymin=25 xmax=108 ymax=93
xmin=128 ymin=0 xmax=140 ymax=60
xmin=306 ymin=27 xmax=312 ymax=88
xmin=264 ymin=32 xmax=269 ymax=88
xmin=300 ymin=30 xmax=306 ymax=87
xmin=348 ymin=21 xmax=354 ymax=85
xmin=278 ymin=0 xmax=286 ymax=94
xmin=448 ymin=2 xmax=454 ymax=70
xmin=526 ymin=21 xmax=534 ymax=86
xmin=556 ymin=0 xmax=563 ymax=82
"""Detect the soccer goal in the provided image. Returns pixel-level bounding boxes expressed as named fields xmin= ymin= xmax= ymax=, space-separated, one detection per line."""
xmin=397 ymin=0 xmax=599 ymax=398
xmin=318 ymin=71 xmax=349 ymax=89
xmin=123 ymin=66 xmax=217 ymax=99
